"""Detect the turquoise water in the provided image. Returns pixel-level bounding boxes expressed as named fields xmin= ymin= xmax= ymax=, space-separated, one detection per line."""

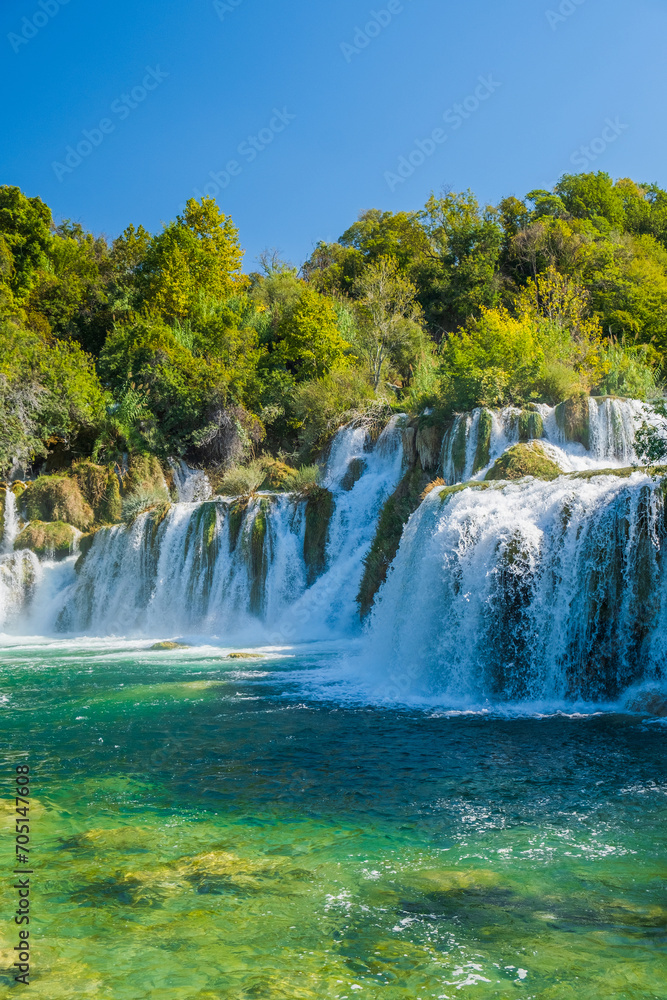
xmin=1 ymin=639 xmax=666 ymax=999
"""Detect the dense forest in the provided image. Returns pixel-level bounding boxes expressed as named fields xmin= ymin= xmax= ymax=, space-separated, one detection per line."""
xmin=1 ymin=171 xmax=666 ymax=514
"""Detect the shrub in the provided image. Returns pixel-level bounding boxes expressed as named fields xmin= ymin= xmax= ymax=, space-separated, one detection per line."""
xmin=282 ymin=465 xmax=321 ymax=493
xmin=595 ymin=341 xmax=662 ymax=400
xmin=213 ymin=460 xmax=267 ymax=497
xmin=121 ymin=486 xmax=169 ymax=523
xmin=292 ymin=364 xmax=375 ymax=459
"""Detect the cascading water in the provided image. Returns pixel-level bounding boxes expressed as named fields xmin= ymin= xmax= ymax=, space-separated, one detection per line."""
xmin=440 ymin=396 xmax=661 ymax=484
xmin=35 ymin=417 xmax=405 ymax=640
xmin=0 ymin=488 xmax=40 ymax=630
xmin=1 ymin=487 xmax=19 ymax=553
xmin=355 ymin=472 xmax=667 ymax=705
xmin=3 ymin=401 xmax=667 ymax=706
xmin=169 ymin=459 xmax=213 ymax=502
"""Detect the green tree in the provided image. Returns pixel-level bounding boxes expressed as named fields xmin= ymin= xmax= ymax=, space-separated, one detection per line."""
xmin=0 ymin=186 xmax=53 ymax=299
xmin=353 ymin=257 xmax=423 ymax=390
xmin=273 ymin=285 xmax=351 ymax=380
xmin=0 ymin=318 xmax=106 ymax=474
xmin=415 ymin=190 xmax=502 ymax=336
xmin=138 ymin=198 xmax=245 ymax=319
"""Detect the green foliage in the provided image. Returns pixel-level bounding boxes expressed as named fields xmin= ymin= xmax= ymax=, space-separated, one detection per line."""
xmin=0 ymin=186 xmax=53 ymax=299
xmin=4 ymin=175 xmax=667 ymax=490
xmin=596 ymin=339 xmax=661 ymax=399
xmin=416 ymin=190 xmax=502 ymax=335
xmin=292 ymin=365 xmax=375 ymax=458
xmin=272 ymin=285 xmax=351 ymax=380
xmin=282 ymin=464 xmax=321 ymax=493
xmin=634 ymin=421 xmax=667 ymax=467
xmin=0 ymin=319 xmax=106 ymax=474
xmin=438 ymin=308 xmax=545 ymax=410
xmin=353 ymin=256 xmax=424 ymax=390
xmin=138 ymin=198 xmax=245 ymax=319
xmin=214 ymin=460 xmax=267 ymax=497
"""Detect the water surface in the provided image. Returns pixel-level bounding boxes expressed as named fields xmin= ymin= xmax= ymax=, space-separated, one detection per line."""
xmin=1 ymin=640 xmax=665 ymax=999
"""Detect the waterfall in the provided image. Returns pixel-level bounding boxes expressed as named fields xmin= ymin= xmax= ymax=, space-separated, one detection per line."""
xmin=0 ymin=551 xmax=40 ymax=631
xmin=358 ymin=472 xmax=667 ymax=705
xmin=44 ymin=417 xmax=405 ymax=640
xmin=169 ymin=460 xmax=213 ymax=502
xmin=440 ymin=398 xmax=665 ymax=484
xmin=0 ymin=489 xmax=38 ymax=630
xmin=1 ymin=488 xmax=20 ymax=554
xmin=2 ymin=400 xmax=667 ymax=705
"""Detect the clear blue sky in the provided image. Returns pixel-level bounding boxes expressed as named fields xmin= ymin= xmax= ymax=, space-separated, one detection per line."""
xmin=1 ymin=0 xmax=665 ymax=270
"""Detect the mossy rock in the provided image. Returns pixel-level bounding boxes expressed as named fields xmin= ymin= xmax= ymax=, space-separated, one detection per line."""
xmin=485 ymin=442 xmax=562 ymax=482
xmin=472 ymin=409 xmax=493 ymax=475
xmin=122 ymin=454 xmax=167 ymax=497
xmin=518 ymin=410 xmax=544 ymax=442
xmin=14 ymin=521 xmax=79 ymax=560
xmin=245 ymin=499 xmax=271 ymax=615
xmin=401 ymin=425 xmax=417 ymax=466
xmin=303 ymin=487 xmax=335 ymax=585
xmin=227 ymin=652 xmax=264 ymax=660
xmin=357 ymin=465 xmax=430 ymax=619
xmin=555 ymin=394 xmax=590 ymax=450
xmin=150 ymin=641 xmax=190 ymax=651
xmin=227 ymin=499 xmax=247 ymax=553
xmin=21 ymin=476 xmax=93 ymax=530
xmin=260 ymin=460 xmax=299 ymax=492
xmin=570 ymin=466 xmax=636 ymax=481
xmin=74 ymin=462 xmax=122 ymax=524
xmin=74 ymin=528 xmax=105 ymax=573
xmin=340 ymin=458 xmax=367 ymax=492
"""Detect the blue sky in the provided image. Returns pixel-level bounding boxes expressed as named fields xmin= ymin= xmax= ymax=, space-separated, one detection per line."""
xmin=1 ymin=0 xmax=665 ymax=269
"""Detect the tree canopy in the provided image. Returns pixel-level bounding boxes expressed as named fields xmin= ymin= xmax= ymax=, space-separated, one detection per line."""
xmin=0 ymin=171 xmax=665 ymax=477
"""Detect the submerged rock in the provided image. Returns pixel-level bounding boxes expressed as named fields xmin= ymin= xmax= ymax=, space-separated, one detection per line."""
xmin=485 ymin=442 xmax=562 ymax=482
xmin=625 ymin=689 xmax=667 ymax=717
xmin=14 ymin=520 xmax=79 ymax=560
xmin=227 ymin=652 xmax=264 ymax=660
xmin=150 ymin=641 xmax=190 ymax=651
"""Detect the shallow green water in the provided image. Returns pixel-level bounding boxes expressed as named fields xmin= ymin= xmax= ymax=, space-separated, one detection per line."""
xmin=0 ymin=640 xmax=665 ymax=999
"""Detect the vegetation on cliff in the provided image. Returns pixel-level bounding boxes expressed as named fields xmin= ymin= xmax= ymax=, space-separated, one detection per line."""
xmin=1 ymin=172 xmax=665 ymax=485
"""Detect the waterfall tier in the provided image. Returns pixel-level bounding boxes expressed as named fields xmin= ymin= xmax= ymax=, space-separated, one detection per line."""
xmin=1 ymin=399 xmax=666 ymax=705
xmin=358 ymin=472 xmax=666 ymax=704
